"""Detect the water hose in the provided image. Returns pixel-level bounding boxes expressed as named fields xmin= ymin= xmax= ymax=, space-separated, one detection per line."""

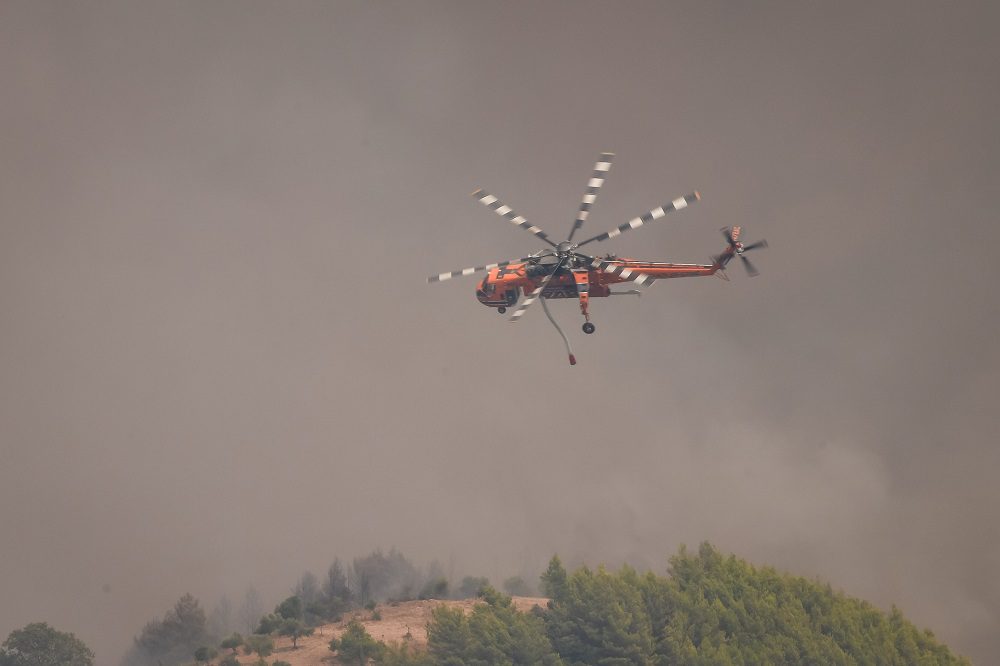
xmin=540 ymin=297 xmax=576 ymax=365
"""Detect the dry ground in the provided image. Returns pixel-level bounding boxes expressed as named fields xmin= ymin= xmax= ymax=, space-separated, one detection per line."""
xmin=218 ymin=596 xmax=549 ymax=665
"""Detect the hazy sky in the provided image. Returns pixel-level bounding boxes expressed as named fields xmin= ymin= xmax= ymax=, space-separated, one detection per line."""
xmin=2 ymin=2 xmax=999 ymax=663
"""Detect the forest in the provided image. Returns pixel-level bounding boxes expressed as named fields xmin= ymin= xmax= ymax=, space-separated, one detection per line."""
xmin=1 ymin=543 xmax=969 ymax=665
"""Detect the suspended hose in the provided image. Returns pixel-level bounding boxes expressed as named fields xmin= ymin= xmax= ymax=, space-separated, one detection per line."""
xmin=540 ymin=297 xmax=576 ymax=365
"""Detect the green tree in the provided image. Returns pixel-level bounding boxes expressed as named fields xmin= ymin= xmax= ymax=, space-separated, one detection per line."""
xmin=325 ymin=558 xmax=351 ymax=603
xmin=219 ymin=632 xmax=243 ymax=654
xmin=543 ymin=564 xmax=655 ymax=665
xmin=0 ymin=623 xmax=94 ymax=666
xmin=255 ymin=596 xmax=304 ymax=636
xmin=426 ymin=606 xmax=470 ymax=665
xmin=469 ymin=587 xmax=561 ymax=665
xmin=377 ymin=643 xmax=435 ymax=665
xmin=279 ymin=618 xmax=314 ymax=648
xmin=309 ymin=558 xmax=353 ymax=621
xmin=124 ymin=593 xmax=209 ymax=666
xmin=534 ymin=543 xmax=968 ymax=666
xmin=242 ymin=633 xmax=273 ymax=658
xmin=254 ymin=613 xmax=283 ymax=635
xmin=539 ymin=556 xmax=567 ymax=600
xmin=334 ymin=620 xmax=385 ymax=665
xmin=426 ymin=589 xmax=561 ymax=666
xmin=275 ymin=595 xmax=304 ymax=621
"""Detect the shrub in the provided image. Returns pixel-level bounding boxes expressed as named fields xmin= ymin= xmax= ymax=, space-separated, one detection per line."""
xmin=334 ymin=620 xmax=386 ymax=665
xmin=219 ymin=632 xmax=243 ymax=654
xmin=242 ymin=633 xmax=273 ymax=657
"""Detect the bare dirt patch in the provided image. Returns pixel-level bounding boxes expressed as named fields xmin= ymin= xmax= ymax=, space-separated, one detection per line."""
xmin=220 ymin=596 xmax=549 ymax=665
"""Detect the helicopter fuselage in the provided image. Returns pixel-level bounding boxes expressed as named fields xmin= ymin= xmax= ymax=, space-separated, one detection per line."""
xmin=474 ymin=257 xmax=721 ymax=309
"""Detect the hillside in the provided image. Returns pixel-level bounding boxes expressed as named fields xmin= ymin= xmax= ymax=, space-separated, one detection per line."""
xmin=210 ymin=596 xmax=547 ymax=665
xmin=126 ymin=544 xmax=969 ymax=666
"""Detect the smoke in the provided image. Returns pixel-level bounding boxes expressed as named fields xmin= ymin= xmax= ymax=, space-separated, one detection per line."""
xmin=2 ymin=2 xmax=998 ymax=663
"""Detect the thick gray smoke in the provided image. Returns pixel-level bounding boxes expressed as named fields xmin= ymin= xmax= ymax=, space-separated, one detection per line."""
xmin=2 ymin=2 xmax=998 ymax=663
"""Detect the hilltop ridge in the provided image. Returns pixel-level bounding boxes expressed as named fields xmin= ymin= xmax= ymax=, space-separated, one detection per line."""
xmin=205 ymin=596 xmax=547 ymax=665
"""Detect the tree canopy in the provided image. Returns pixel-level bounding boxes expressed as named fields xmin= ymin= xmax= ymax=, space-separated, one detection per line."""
xmin=332 ymin=619 xmax=385 ymax=665
xmin=121 ymin=593 xmax=209 ymax=666
xmin=109 ymin=543 xmax=968 ymax=665
xmin=421 ymin=544 xmax=968 ymax=666
xmin=0 ymin=623 xmax=94 ymax=666
xmin=427 ymin=586 xmax=561 ymax=666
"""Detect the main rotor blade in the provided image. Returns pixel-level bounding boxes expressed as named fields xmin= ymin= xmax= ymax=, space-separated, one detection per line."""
xmin=740 ymin=255 xmax=760 ymax=277
xmin=509 ymin=257 xmax=567 ymax=322
xmin=567 ymin=152 xmax=614 ymax=242
xmin=471 ymin=189 xmax=557 ymax=248
xmin=577 ymin=191 xmax=701 ymax=247
xmin=742 ymin=239 xmax=768 ymax=252
xmin=427 ymin=257 xmax=533 ymax=283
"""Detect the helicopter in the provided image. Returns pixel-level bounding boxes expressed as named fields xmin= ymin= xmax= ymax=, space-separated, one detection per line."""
xmin=428 ymin=152 xmax=767 ymax=365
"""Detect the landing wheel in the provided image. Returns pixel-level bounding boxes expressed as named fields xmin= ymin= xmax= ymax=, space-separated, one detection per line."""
xmin=497 ymin=306 xmax=507 ymax=314
xmin=582 ymin=322 xmax=596 ymax=334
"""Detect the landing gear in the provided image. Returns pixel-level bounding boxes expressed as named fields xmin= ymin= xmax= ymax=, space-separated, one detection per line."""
xmin=582 ymin=322 xmax=596 ymax=334
xmin=497 ymin=306 xmax=507 ymax=314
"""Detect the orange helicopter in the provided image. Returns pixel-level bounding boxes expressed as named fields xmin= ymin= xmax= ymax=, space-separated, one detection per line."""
xmin=429 ymin=152 xmax=767 ymax=364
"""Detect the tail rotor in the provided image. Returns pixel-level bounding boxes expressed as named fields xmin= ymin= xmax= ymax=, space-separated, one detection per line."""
xmin=716 ymin=226 xmax=768 ymax=277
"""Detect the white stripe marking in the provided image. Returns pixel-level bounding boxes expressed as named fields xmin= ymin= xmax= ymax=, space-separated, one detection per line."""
xmin=672 ymin=197 xmax=687 ymax=210
xmin=527 ymin=225 xmax=541 ymax=234
xmin=438 ymin=273 xmax=451 ymax=281
xmin=651 ymin=207 xmax=666 ymax=219
xmin=512 ymin=216 xmax=526 ymax=224
xmin=620 ymin=268 xmax=633 ymax=278
xmin=495 ymin=205 xmax=511 ymax=215
xmin=588 ymin=178 xmax=604 ymax=188
xmin=578 ymin=211 xmax=589 ymax=221
xmin=595 ymin=162 xmax=611 ymax=171
xmin=628 ymin=218 xmax=643 ymax=229
xmin=480 ymin=194 xmax=497 ymax=205
xmin=583 ymin=194 xmax=596 ymax=204
xmin=608 ymin=229 xmax=621 ymax=238
xmin=461 ymin=268 xmax=475 ymax=275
